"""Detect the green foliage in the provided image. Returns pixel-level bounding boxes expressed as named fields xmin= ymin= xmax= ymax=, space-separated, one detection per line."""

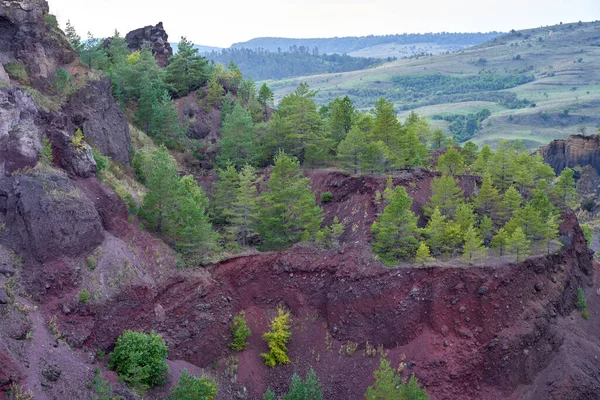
xmin=321 ymin=191 xmax=334 ymax=203
xmin=365 ymin=358 xmax=429 ymax=400
xmin=371 ymin=186 xmax=420 ymax=265
xmin=40 ymin=137 xmax=54 ymax=166
xmin=462 ymin=225 xmax=486 ymax=261
xmin=431 ymin=109 xmax=490 ymax=142
xmin=230 ymin=311 xmax=252 ymax=351
xmin=227 ymin=165 xmax=260 ymax=247
xmin=217 ymin=103 xmax=255 ymax=168
xmin=258 ymin=152 xmax=323 ymax=250
xmin=170 ymin=369 xmax=218 ymax=400
xmin=555 ymin=168 xmax=578 ymax=209
xmin=4 ymin=62 xmax=28 ymax=84
xmin=205 ymin=77 xmax=225 ymax=110
xmin=64 ymin=20 xmax=82 ymax=52
xmin=258 ymin=83 xmax=274 ymax=116
xmin=263 ymin=388 xmax=276 ymax=400
xmin=581 ymin=224 xmax=593 ymax=248
xmin=436 ymin=147 xmax=465 ymax=175
xmin=507 ymin=227 xmax=530 ymax=262
xmin=337 ymin=124 xmax=368 ymax=174
xmin=149 ymin=89 xmax=186 ymax=147
xmin=139 ymin=146 xmax=218 ymax=263
xmin=90 ymin=367 xmax=120 ymax=400
xmin=315 ymin=216 xmax=344 ymax=249
xmin=80 ymin=32 xmax=109 ymax=70
xmin=53 ymin=68 xmax=74 ymax=96
xmin=92 ymin=148 xmax=109 ymax=173
xmin=79 ymin=289 xmax=91 ymax=303
xmin=415 ymin=242 xmax=433 ymax=264
xmin=261 ymin=307 xmax=292 ymax=367
xmin=327 ymin=96 xmax=356 ymax=144
xmin=43 ymin=13 xmax=58 ymax=29
xmin=425 ymin=175 xmax=463 ymax=218
xmin=166 ymin=37 xmax=210 ymax=97
xmin=473 ymin=174 xmax=500 ymax=218
xmin=284 ymin=367 xmax=323 ymax=400
xmin=108 ymin=330 xmax=168 ymax=389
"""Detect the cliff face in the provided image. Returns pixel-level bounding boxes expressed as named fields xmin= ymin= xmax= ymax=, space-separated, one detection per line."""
xmin=540 ymin=135 xmax=600 ymax=174
xmin=125 ymin=22 xmax=173 ymax=68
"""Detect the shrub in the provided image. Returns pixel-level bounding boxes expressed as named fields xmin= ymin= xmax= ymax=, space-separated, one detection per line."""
xmin=40 ymin=137 xmax=54 ymax=166
xmin=89 ymin=367 xmax=118 ymax=400
xmin=108 ymin=330 xmax=168 ymax=389
xmin=284 ymin=367 xmax=323 ymax=400
xmin=4 ymin=62 xmax=28 ymax=84
xmin=230 ymin=311 xmax=252 ymax=351
xmin=321 ymin=191 xmax=334 ymax=203
xmin=170 ymin=369 xmax=217 ymax=400
xmin=79 ymin=289 xmax=91 ymax=303
xmin=261 ymin=307 xmax=292 ymax=367
xmin=44 ymin=13 xmax=58 ymax=29
xmin=263 ymin=388 xmax=276 ymax=400
xmin=92 ymin=147 xmax=110 ymax=173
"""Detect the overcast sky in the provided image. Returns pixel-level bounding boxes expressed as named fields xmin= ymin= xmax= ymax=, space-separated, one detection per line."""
xmin=48 ymin=0 xmax=600 ymax=48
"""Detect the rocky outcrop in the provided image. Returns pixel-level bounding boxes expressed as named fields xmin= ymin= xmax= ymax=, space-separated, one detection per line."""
xmin=0 ymin=86 xmax=42 ymax=175
xmin=64 ymin=78 xmax=131 ymax=165
xmin=2 ymin=169 xmax=103 ymax=262
xmin=540 ymin=135 xmax=600 ymax=175
xmin=0 ymin=0 xmax=76 ymax=89
xmin=125 ymin=22 xmax=173 ymax=68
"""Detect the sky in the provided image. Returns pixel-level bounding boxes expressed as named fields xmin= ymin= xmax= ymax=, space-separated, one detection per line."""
xmin=48 ymin=0 xmax=600 ymax=48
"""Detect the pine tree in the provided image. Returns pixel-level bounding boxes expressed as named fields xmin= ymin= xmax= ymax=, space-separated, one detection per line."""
xmin=489 ymin=140 xmax=517 ymax=191
xmin=437 ymin=147 xmax=465 ymax=176
xmin=425 ymin=175 xmax=464 ymax=218
xmin=472 ymin=144 xmax=493 ymax=174
xmin=228 ymin=165 xmax=260 ymax=247
xmin=430 ymin=129 xmax=447 ymax=149
xmin=165 ymin=37 xmax=210 ymax=97
xmin=371 ymin=98 xmax=401 ymax=149
xmin=64 ymin=20 xmax=82 ymax=52
xmin=461 ymin=142 xmax=479 ymax=167
xmin=284 ymin=367 xmax=323 ymax=400
xmin=478 ymin=215 xmax=494 ymax=245
xmin=371 ymin=186 xmax=420 ymax=265
xmin=499 ymin=186 xmax=522 ymax=224
xmin=365 ymin=358 xmax=401 ymax=400
xmin=337 ymin=126 xmax=367 ymax=174
xmin=415 ymin=242 xmax=433 ymax=264
xmin=263 ymin=388 xmax=276 ymax=400
xmin=455 ymin=203 xmax=475 ymax=233
xmin=424 ymin=207 xmax=449 ymax=256
xmin=217 ymin=104 xmax=255 ymax=168
xmin=261 ymin=307 xmax=292 ymax=367
xmin=530 ymin=182 xmax=554 ymax=219
xmin=543 ymin=214 xmax=560 ymax=254
xmin=135 ymin=74 xmax=157 ymax=132
xmin=328 ymin=96 xmax=356 ymax=144
xmin=473 ymin=173 xmax=500 ymax=219
xmin=258 ymin=152 xmax=323 ymax=249
xmin=205 ymin=77 xmax=225 ymax=110
xmin=462 ymin=225 xmax=486 ymax=262
xmin=149 ymin=89 xmax=185 ymax=145
xmin=210 ymin=163 xmax=240 ymax=225
xmin=258 ymin=84 xmax=275 ymax=117
xmin=491 ymin=227 xmax=509 ymax=256
xmin=507 ymin=227 xmax=530 ymax=262
xmin=400 ymin=126 xmax=429 ymax=168
xmin=555 ymin=167 xmax=578 ymax=209
xmin=507 ymin=203 xmax=545 ymax=241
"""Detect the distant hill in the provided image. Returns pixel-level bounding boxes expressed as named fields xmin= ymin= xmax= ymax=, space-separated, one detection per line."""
xmin=203 ymin=47 xmax=386 ymax=81
xmin=170 ymin=43 xmax=223 ymax=54
xmin=230 ymin=32 xmax=503 ymax=56
xmin=265 ymin=21 xmax=600 ymax=150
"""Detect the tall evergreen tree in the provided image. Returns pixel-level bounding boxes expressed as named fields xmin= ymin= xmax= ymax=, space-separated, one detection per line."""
xmin=217 ymin=103 xmax=255 ymax=168
xmin=284 ymin=367 xmax=323 ymax=400
xmin=462 ymin=225 xmax=485 ymax=261
xmin=473 ymin=173 xmax=500 ymax=219
xmin=228 ymin=165 xmax=260 ymax=247
xmin=365 ymin=358 xmax=429 ymax=400
xmin=165 ymin=37 xmax=210 ymax=97
xmin=371 ymin=98 xmax=401 ymax=150
xmin=328 ymin=96 xmax=356 ymax=145
xmin=257 ymin=83 xmax=275 ymax=117
xmin=555 ymin=167 xmax=578 ymax=209
xmin=337 ymin=125 xmax=367 ymax=174
xmin=258 ymin=152 xmax=323 ymax=249
xmin=507 ymin=227 xmax=530 ymax=262
xmin=499 ymin=186 xmax=522 ymax=224
xmin=149 ymin=89 xmax=185 ymax=145
xmin=211 ymin=163 xmax=240 ymax=225
xmin=437 ymin=147 xmax=465 ymax=176
xmin=425 ymin=175 xmax=463 ymax=218
xmin=371 ymin=186 xmax=420 ymax=265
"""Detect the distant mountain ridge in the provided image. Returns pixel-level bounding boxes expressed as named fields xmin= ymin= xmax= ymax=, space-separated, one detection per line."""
xmin=229 ymin=32 xmax=503 ymax=54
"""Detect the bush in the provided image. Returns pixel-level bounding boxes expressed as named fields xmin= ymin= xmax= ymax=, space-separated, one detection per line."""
xmin=44 ymin=13 xmax=58 ymax=29
xmin=109 ymin=330 xmax=168 ymax=389
xmin=92 ymin=147 xmax=110 ymax=173
xmin=170 ymin=369 xmax=217 ymax=400
xmin=261 ymin=307 xmax=292 ymax=367
xmin=284 ymin=367 xmax=323 ymax=400
xmin=4 ymin=62 xmax=28 ymax=84
xmin=79 ymin=289 xmax=91 ymax=303
xmin=230 ymin=311 xmax=252 ymax=351
xmin=321 ymin=191 xmax=334 ymax=203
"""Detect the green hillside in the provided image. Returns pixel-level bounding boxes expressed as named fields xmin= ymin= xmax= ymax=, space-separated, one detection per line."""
xmin=265 ymin=21 xmax=600 ymax=149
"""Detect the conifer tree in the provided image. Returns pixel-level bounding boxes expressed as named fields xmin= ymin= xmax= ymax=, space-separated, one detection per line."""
xmin=437 ymin=147 xmax=465 ymax=176
xmin=165 ymin=37 xmax=210 ymax=97
xmin=205 ymin=76 xmax=225 ymax=110
xmin=337 ymin=125 xmax=367 ymax=174
xmin=430 ymin=129 xmax=447 ymax=149
xmin=284 ymin=367 xmax=323 ymax=400
xmin=507 ymin=227 xmax=530 ymax=262
xmin=478 ymin=215 xmax=494 ymax=245
xmin=424 ymin=207 xmax=449 ymax=256
xmin=328 ymin=96 xmax=356 ymax=144
xmin=555 ymin=167 xmax=578 ymax=209
xmin=489 ymin=140 xmax=517 ymax=191
xmin=491 ymin=227 xmax=509 ymax=256
xmin=415 ymin=242 xmax=433 ymax=264
xmin=462 ymin=225 xmax=486 ymax=262
xmin=530 ymin=182 xmax=554 ymax=219
xmin=400 ymin=126 xmax=429 ymax=168
xmin=365 ymin=358 xmax=401 ymax=400
xmin=263 ymin=388 xmax=276 ymax=400
xmin=261 ymin=307 xmax=292 ymax=367
xmin=217 ymin=103 xmax=255 ymax=168
xmin=455 ymin=203 xmax=476 ymax=233
xmin=473 ymin=173 xmax=500 ymax=218
xmin=499 ymin=186 xmax=522 ymax=224
xmin=371 ymin=186 xmax=420 ymax=265
xmin=505 ymin=203 xmax=545 ymax=241
xmin=149 ymin=89 xmax=185 ymax=145
xmin=211 ymin=163 xmax=240 ymax=225
xmin=228 ymin=165 xmax=260 ymax=247
xmin=371 ymin=98 xmax=401 ymax=149
xmin=425 ymin=175 xmax=463 ymax=218
xmin=258 ymin=83 xmax=275 ymax=117
xmin=64 ymin=20 xmax=82 ymax=52
xmin=461 ymin=142 xmax=479 ymax=167
xmin=258 ymin=152 xmax=323 ymax=249
xmin=543 ymin=214 xmax=560 ymax=254
xmin=472 ymin=144 xmax=493 ymax=174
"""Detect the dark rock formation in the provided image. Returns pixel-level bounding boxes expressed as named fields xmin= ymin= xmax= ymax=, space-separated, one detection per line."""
xmin=2 ymin=170 xmax=103 ymax=263
xmin=0 ymin=0 xmax=76 ymax=89
xmin=125 ymin=22 xmax=173 ymax=68
xmin=540 ymin=135 xmax=600 ymax=175
xmin=64 ymin=78 xmax=131 ymax=165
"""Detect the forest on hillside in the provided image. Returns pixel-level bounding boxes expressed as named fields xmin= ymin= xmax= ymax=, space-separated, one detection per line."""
xmin=203 ymin=47 xmax=387 ymax=81
xmin=231 ymin=32 xmax=503 ymax=54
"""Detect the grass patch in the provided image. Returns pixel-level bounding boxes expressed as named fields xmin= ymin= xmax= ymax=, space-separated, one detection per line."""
xmin=4 ymin=62 xmax=28 ymax=84
xmin=576 ymin=287 xmax=590 ymax=319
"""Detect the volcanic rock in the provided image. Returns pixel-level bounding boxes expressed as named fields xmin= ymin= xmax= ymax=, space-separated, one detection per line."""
xmin=125 ymin=22 xmax=173 ymax=68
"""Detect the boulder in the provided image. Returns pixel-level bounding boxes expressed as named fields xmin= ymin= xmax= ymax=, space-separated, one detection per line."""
xmin=540 ymin=135 xmax=600 ymax=175
xmin=2 ymin=170 xmax=103 ymax=262
xmin=125 ymin=22 xmax=173 ymax=68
